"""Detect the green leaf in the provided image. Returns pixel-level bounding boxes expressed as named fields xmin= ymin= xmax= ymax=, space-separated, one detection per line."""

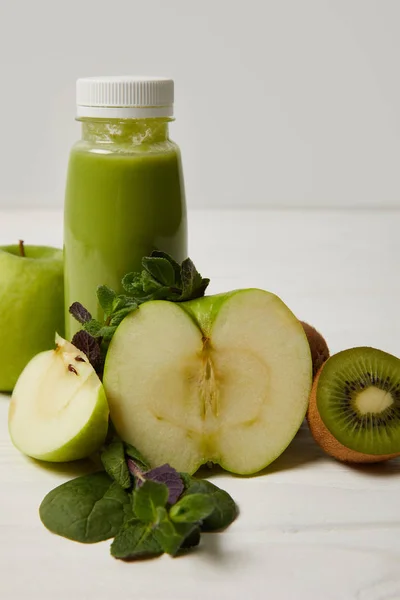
xmin=121 ymin=253 xmax=209 ymax=305
xmin=110 ymin=519 xmax=162 ymax=560
xmin=124 ymin=442 xmax=150 ymax=470
xmin=151 ymin=251 xmax=182 ymax=286
xmin=110 ymin=305 xmax=137 ymax=327
xmin=170 ymin=493 xmax=215 ymax=523
xmin=142 ymin=256 xmax=176 ymax=287
xmin=178 ymin=524 xmax=201 ymax=550
xmin=101 ymin=441 xmax=131 ymax=489
xmin=97 ymin=285 xmax=117 ymax=317
xmin=140 ymin=271 xmax=162 ymax=294
xmin=111 ymin=295 xmax=135 ymax=312
xmin=180 ymin=474 xmax=238 ymax=531
xmin=180 ymin=258 xmax=210 ymax=301
xmin=122 ymin=501 xmax=135 ymax=524
xmin=121 ymin=272 xmax=145 ymax=294
xmin=133 ymin=481 xmax=169 ymax=523
xmin=84 ymin=319 xmax=104 ymax=337
xmin=39 ymin=472 xmax=130 ymax=543
xmin=153 ymin=507 xmax=187 ymax=556
xmin=96 ymin=325 xmax=117 ymax=340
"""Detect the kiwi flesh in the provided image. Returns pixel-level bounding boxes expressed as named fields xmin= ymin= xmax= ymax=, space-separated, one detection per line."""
xmin=301 ymin=322 xmax=330 ymax=378
xmin=307 ymin=347 xmax=400 ymax=463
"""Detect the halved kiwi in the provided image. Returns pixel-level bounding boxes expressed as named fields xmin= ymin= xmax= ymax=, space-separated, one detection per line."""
xmin=307 ymin=347 xmax=400 ymax=463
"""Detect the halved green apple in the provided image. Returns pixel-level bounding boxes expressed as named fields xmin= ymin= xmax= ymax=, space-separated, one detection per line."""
xmin=104 ymin=289 xmax=312 ymax=475
xmin=8 ymin=335 xmax=109 ymax=462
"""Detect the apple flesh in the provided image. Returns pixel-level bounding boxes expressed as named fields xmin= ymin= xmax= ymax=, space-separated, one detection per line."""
xmin=8 ymin=335 xmax=109 ymax=462
xmin=104 ymin=289 xmax=312 ymax=475
xmin=0 ymin=243 xmax=64 ymax=392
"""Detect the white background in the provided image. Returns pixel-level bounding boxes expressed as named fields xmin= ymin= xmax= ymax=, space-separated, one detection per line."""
xmin=0 ymin=0 xmax=399 ymax=210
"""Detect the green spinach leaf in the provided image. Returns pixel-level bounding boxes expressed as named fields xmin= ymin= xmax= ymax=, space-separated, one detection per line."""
xmin=180 ymin=474 xmax=238 ymax=531
xmin=39 ymin=472 xmax=130 ymax=543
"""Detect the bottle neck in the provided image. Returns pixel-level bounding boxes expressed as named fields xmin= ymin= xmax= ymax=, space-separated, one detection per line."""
xmin=79 ymin=117 xmax=171 ymax=145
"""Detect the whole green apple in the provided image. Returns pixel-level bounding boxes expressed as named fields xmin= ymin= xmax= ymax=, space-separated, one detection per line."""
xmin=0 ymin=241 xmax=64 ymax=392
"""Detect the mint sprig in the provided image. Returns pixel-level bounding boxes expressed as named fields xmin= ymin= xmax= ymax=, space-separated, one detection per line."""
xmin=39 ymin=439 xmax=237 ymax=562
xmin=69 ymin=251 xmax=210 ymax=374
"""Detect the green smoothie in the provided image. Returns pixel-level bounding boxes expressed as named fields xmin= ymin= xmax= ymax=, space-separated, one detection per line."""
xmin=64 ymin=118 xmax=187 ymax=338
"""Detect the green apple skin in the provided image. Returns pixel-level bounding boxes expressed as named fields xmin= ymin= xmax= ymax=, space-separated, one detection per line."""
xmin=21 ymin=386 xmax=109 ymax=463
xmin=104 ymin=289 xmax=312 ymax=475
xmin=180 ymin=290 xmax=312 ymax=472
xmin=27 ymin=387 xmax=108 ymax=462
xmin=8 ymin=336 xmax=110 ymax=462
xmin=9 ymin=375 xmax=109 ymax=462
xmin=0 ymin=245 xmax=64 ymax=392
xmin=178 ymin=291 xmax=237 ymax=336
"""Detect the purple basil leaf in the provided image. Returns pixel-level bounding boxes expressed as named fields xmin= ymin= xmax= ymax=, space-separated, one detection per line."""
xmin=69 ymin=302 xmax=92 ymax=324
xmin=138 ymin=464 xmax=184 ymax=505
xmin=71 ymin=330 xmax=102 ymax=371
xmin=127 ymin=458 xmax=145 ymax=481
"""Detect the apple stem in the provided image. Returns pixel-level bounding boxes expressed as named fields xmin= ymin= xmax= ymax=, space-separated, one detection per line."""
xmin=18 ymin=240 xmax=25 ymax=257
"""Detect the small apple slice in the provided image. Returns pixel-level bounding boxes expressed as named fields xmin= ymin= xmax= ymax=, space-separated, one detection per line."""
xmin=104 ymin=289 xmax=312 ymax=475
xmin=8 ymin=335 xmax=109 ymax=462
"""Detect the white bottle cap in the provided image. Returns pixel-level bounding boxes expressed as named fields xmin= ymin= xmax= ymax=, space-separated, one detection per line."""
xmin=76 ymin=76 xmax=174 ymax=119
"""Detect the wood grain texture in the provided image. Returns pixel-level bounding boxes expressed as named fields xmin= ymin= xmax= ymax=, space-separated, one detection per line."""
xmin=1 ymin=209 xmax=400 ymax=600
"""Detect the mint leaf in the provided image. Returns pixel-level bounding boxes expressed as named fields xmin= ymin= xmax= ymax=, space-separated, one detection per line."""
xmin=101 ymin=441 xmax=131 ymax=489
xmin=154 ymin=507 xmax=187 ymax=556
xmin=71 ymin=330 xmax=101 ymax=371
xmin=124 ymin=443 xmax=150 ymax=470
xmin=110 ymin=305 xmax=137 ymax=327
xmin=142 ymin=256 xmax=176 ymax=287
xmin=69 ymin=302 xmax=92 ymax=324
xmin=121 ymin=272 xmax=145 ymax=294
xmin=70 ymin=252 xmax=210 ymax=373
xmin=151 ymin=251 xmax=182 ymax=285
xmin=180 ymin=475 xmax=238 ymax=531
xmin=39 ymin=473 xmax=130 ymax=543
xmin=133 ymin=481 xmax=169 ymax=523
xmin=170 ymin=493 xmax=215 ymax=523
xmin=180 ymin=258 xmax=210 ymax=301
xmin=140 ymin=271 xmax=161 ymax=294
xmin=83 ymin=320 xmax=116 ymax=340
xmin=137 ymin=464 xmax=184 ymax=505
xmin=110 ymin=519 xmax=162 ymax=560
xmin=154 ymin=508 xmax=199 ymax=555
xmin=83 ymin=319 xmax=103 ymax=337
xmin=121 ymin=252 xmax=209 ymax=305
xmin=96 ymin=325 xmax=117 ymax=340
xmin=97 ymin=285 xmax=117 ymax=317
xmin=127 ymin=458 xmax=145 ymax=482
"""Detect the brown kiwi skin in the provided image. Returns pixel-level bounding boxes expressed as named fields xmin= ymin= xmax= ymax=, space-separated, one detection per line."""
xmin=307 ymin=365 xmax=400 ymax=464
xmin=301 ymin=322 xmax=330 ymax=379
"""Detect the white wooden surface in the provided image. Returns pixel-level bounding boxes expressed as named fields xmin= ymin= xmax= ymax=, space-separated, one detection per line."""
xmin=1 ymin=209 xmax=400 ymax=600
